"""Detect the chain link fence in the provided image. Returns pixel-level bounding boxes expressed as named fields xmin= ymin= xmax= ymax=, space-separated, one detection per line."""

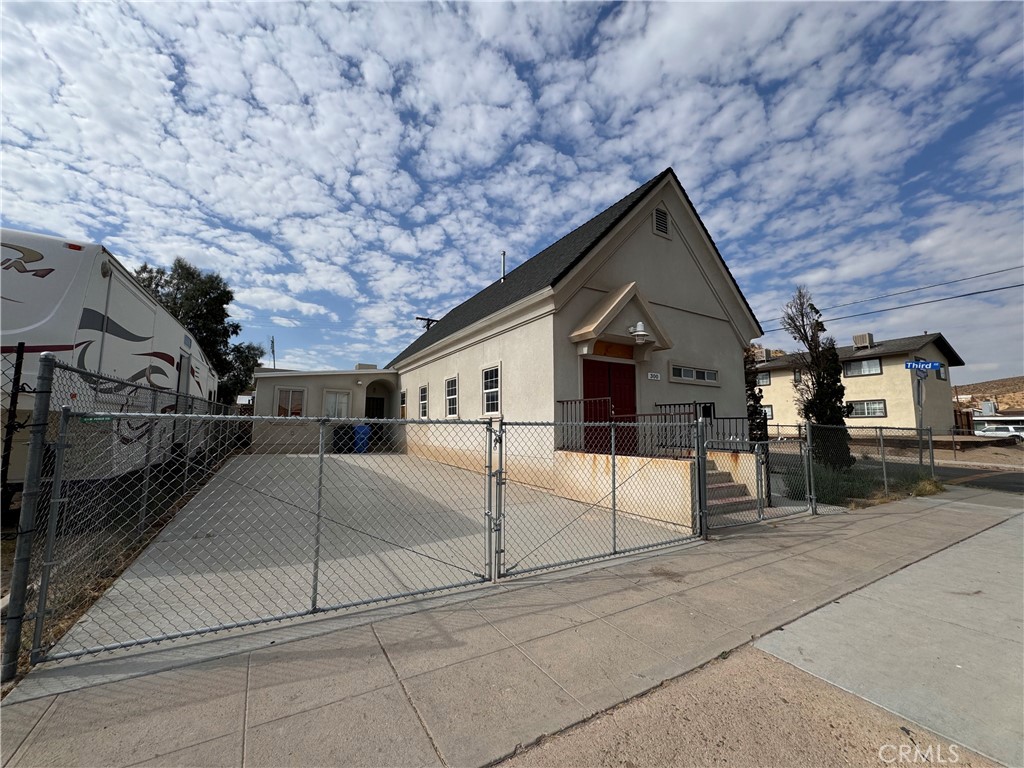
xmin=2 ymin=354 xmax=941 ymax=675
xmin=2 ymin=343 xmax=28 ymax=523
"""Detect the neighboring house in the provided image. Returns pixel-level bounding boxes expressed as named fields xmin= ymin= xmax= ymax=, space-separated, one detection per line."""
xmin=387 ymin=167 xmax=762 ymax=424
xmin=755 ymin=333 xmax=965 ymax=431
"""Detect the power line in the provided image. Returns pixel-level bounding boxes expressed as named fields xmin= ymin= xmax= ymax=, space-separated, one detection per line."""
xmin=760 ymin=283 xmax=1024 ymax=335
xmin=762 ymin=266 xmax=1023 ymax=322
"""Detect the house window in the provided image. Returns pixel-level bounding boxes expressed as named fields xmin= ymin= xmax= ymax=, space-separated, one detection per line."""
xmin=793 ymin=369 xmax=802 ymax=384
xmin=400 ymin=390 xmax=407 ymax=419
xmin=849 ymin=399 xmax=887 ymax=418
xmin=670 ymin=363 xmax=719 ymax=385
xmin=482 ymin=366 xmax=500 ymax=414
xmin=843 ymin=358 xmax=882 ymax=377
xmin=445 ymin=377 xmax=458 ymax=417
xmin=761 ymin=404 xmax=774 ymax=420
xmin=322 ymin=390 xmax=350 ymax=418
xmin=653 ymin=207 xmax=670 ymax=238
xmin=418 ymin=385 xmax=428 ymax=418
xmin=937 ymin=364 xmax=947 ymax=381
xmin=276 ymin=388 xmax=304 ymax=417
xmin=756 ymin=371 xmax=771 ymax=386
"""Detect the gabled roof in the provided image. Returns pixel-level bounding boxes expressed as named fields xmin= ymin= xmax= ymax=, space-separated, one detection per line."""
xmin=388 ymin=167 xmax=760 ymax=368
xmin=757 ymin=333 xmax=966 ymax=370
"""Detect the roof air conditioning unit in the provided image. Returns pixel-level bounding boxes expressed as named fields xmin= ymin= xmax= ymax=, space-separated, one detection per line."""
xmin=981 ymin=400 xmax=997 ymax=416
xmin=753 ymin=348 xmax=769 ymax=362
xmin=852 ymin=333 xmax=874 ymax=349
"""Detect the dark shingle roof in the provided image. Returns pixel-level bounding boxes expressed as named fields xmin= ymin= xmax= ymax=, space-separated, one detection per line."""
xmin=389 ymin=167 xmax=760 ymax=368
xmin=757 ymin=333 xmax=965 ymax=370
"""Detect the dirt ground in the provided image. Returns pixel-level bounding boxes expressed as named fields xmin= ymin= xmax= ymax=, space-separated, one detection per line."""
xmin=933 ymin=442 xmax=1024 ymax=467
xmin=499 ymin=645 xmax=997 ymax=768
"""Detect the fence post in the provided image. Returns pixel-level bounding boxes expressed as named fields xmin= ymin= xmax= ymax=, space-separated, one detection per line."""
xmin=878 ymin=427 xmax=888 ymax=496
xmin=610 ymin=420 xmax=617 ymax=554
xmin=755 ymin=443 xmax=764 ymax=521
xmin=139 ymin=389 xmax=158 ymax=539
xmin=697 ymin=418 xmax=709 ymax=539
xmin=2 ymin=352 xmax=55 ymax=682
xmin=805 ymin=420 xmax=817 ymax=515
xmin=928 ymin=427 xmax=935 ymax=480
xmin=311 ymin=420 xmax=325 ymax=611
xmin=494 ymin=419 xmax=505 ymax=577
xmin=1 ymin=341 xmax=26 ymax=514
xmin=485 ymin=419 xmax=495 ymax=583
xmin=30 ymin=406 xmax=71 ymax=665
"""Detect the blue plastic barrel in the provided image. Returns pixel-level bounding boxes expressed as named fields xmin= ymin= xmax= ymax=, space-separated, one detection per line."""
xmin=353 ymin=424 xmax=372 ymax=453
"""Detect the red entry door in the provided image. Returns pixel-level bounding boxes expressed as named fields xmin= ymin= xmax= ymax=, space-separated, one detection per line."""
xmin=581 ymin=359 xmax=638 ymax=454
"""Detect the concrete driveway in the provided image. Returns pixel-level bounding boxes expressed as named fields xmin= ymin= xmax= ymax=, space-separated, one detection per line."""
xmin=44 ymin=451 xmax=691 ymax=659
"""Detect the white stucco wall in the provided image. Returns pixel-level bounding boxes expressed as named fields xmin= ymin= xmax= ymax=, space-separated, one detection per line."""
xmin=253 ymin=371 xmax=399 ymax=418
xmin=552 ymin=193 xmax=754 ymax=419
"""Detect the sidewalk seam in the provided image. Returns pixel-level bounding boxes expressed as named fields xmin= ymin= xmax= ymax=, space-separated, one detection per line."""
xmin=2 ymin=694 xmax=58 ymax=768
xmin=240 ymin=650 xmax=252 ymax=768
xmin=370 ymin=622 xmax=449 ymax=768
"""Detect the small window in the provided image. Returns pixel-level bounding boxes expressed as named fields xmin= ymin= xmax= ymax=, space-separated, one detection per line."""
xmin=323 ymin=390 xmax=350 ymax=418
xmin=418 ymin=385 xmax=428 ymax=418
xmin=653 ymin=207 xmax=670 ymax=237
xmin=482 ymin=366 xmax=500 ymax=414
xmin=670 ymin=363 xmax=719 ymax=386
xmin=761 ymin=405 xmax=774 ymax=420
xmin=843 ymin=358 xmax=882 ymax=377
xmin=445 ymin=377 xmax=458 ymax=417
xmin=756 ymin=371 xmax=771 ymax=387
xmin=793 ymin=369 xmax=802 ymax=384
xmin=400 ymin=390 xmax=407 ymax=419
xmin=276 ymin=388 xmax=304 ymax=417
xmin=849 ymin=399 xmax=887 ymax=418
xmin=937 ymin=364 xmax=947 ymax=381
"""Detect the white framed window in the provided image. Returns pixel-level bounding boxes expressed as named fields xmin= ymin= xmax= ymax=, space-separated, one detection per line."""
xmin=322 ymin=389 xmax=350 ymax=419
xmin=793 ymin=369 xmax=802 ymax=384
xmin=400 ymin=390 xmax=407 ymax=419
xmin=761 ymin=404 xmax=774 ymax=420
xmin=937 ymin=364 xmax=947 ymax=381
xmin=445 ymin=377 xmax=458 ymax=417
xmin=418 ymin=385 xmax=428 ymax=418
xmin=849 ymin=399 xmax=887 ymax=418
xmin=669 ymin=363 xmax=719 ymax=386
xmin=276 ymin=387 xmax=305 ymax=417
xmin=756 ymin=371 xmax=771 ymax=386
xmin=482 ymin=366 xmax=500 ymax=414
xmin=843 ymin=358 xmax=882 ymax=377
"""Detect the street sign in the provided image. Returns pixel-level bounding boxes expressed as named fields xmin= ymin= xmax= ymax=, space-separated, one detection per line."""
xmin=905 ymin=361 xmax=942 ymax=370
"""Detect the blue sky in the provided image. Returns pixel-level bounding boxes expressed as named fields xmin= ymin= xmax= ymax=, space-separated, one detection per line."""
xmin=3 ymin=2 xmax=1022 ymax=384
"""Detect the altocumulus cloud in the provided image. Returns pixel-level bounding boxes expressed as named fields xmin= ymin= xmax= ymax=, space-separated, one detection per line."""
xmin=2 ymin=2 xmax=1021 ymax=380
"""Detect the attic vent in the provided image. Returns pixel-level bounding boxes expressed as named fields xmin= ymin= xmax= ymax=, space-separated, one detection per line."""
xmin=653 ymin=208 xmax=669 ymax=236
xmin=852 ymin=333 xmax=874 ymax=349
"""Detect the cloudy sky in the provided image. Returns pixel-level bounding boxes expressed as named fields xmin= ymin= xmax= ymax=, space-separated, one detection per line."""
xmin=3 ymin=2 xmax=1022 ymax=384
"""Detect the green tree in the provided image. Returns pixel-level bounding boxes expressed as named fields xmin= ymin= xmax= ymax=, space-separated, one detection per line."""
xmin=744 ymin=345 xmax=769 ymax=442
xmin=780 ymin=286 xmax=853 ymax=468
xmin=135 ymin=259 xmax=263 ymax=404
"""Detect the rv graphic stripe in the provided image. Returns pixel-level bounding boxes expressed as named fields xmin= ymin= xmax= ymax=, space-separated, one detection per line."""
xmin=78 ymin=308 xmax=153 ymax=342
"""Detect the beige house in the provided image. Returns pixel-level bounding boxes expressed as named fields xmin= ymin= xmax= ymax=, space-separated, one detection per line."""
xmin=387 ymin=167 xmax=762 ymax=424
xmin=755 ymin=333 xmax=965 ymax=431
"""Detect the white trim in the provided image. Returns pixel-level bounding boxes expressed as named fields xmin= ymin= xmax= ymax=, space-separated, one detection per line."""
xmin=481 ymin=363 xmax=501 ymax=416
xmin=418 ymin=383 xmax=429 ymax=419
xmin=668 ymin=361 xmax=720 ymax=387
xmin=445 ymin=375 xmax=459 ymax=418
xmin=255 ymin=369 xmax=396 ymax=379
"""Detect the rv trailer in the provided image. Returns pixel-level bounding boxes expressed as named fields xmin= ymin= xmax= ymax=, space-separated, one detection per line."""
xmin=1 ymin=228 xmax=220 ymax=491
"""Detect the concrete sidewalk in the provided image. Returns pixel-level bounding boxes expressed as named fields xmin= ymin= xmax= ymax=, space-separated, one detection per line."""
xmin=757 ymin=515 xmax=1023 ymax=766
xmin=2 ymin=486 xmax=1020 ymax=768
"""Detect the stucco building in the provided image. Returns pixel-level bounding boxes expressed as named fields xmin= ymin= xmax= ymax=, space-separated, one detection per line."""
xmin=754 ymin=333 xmax=965 ymax=431
xmin=255 ymin=167 xmax=762 ymax=428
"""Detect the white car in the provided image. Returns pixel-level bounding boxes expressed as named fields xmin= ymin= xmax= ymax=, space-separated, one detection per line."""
xmin=973 ymin=424 xmax=1024 ymax=443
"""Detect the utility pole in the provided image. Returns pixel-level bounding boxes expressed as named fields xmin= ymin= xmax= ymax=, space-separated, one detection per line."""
xmin=270 ymin=336 xmax=276 ymax=369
